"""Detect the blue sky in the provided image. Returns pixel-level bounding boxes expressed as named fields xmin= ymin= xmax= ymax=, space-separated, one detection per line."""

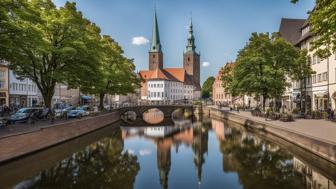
xmin=53 ymin=0 xmax=315 ymax=84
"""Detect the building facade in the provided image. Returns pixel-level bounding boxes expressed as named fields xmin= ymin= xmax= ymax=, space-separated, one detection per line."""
xmin=212 ymin=63 xmax=233 ymax=105
xmin=279 ymin=18 xmax=336 ymax=112
xmin=52 ymin=83 xmax=80 ymax=106
xmin=212 ymin=62 xmax=258 ymax=108
xmin=0 ymin=61 xmax=9 ymax=106
xmin=139 ymin=11 xmax=201 ymax=103
xmin=9 ymin=70 xmax=39 ymax=108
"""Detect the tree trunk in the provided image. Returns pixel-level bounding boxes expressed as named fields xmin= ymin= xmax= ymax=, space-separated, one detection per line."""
xmin=304 ymin=78 xmax=308 ymax=114
xmin=300 ymin=82 xmax=304 ymax=114
xmin=99 ymin=92 xmax=105 ymax=111
xmin=262 ymin=95 xmax=266 ymax=111
xmin=42 ymin=88 xmax=54 ymax=111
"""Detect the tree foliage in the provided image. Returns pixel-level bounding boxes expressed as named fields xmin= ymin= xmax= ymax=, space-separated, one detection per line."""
xmin=80 ymin=36 xmax=141 ymax=110
xmin=0 ymin=0 xmax=140 ymax=109
xmin=292 ymin=0 xmax=336 ymax=58
xmin=201 ymin=76 xmax=215 ymax=99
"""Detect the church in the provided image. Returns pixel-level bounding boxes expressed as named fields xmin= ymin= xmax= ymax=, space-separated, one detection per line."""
xmin=139 ymin=11 xmax=201 ymax=103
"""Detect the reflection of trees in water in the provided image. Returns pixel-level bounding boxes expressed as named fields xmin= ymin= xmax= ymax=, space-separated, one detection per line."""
xmin=21 ymin=130 xmax=140 ymax=189
xmin=220 ymin=126 xmax=304 ymax=189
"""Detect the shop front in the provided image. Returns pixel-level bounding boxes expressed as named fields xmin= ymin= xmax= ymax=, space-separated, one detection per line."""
xmin=10 ymin=95 xmax=27 ymax=107
xmin=0 ymin=92 xmax=7 ymax=106
xmin=313 ymin=92 xmax=328 ymax=111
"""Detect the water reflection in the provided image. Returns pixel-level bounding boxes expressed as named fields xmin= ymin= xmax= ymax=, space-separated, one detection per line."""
xmin=143 ymin=108 xmax=164 ymax=124
xmin=12 ymin=130 xmax=140 ymax=189
xmin=6 ymin=113 xmax=336 ymax=189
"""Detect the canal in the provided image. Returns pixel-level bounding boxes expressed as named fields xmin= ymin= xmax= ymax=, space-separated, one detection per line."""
xmin=0 ymin=109 xmax=335 ymax=189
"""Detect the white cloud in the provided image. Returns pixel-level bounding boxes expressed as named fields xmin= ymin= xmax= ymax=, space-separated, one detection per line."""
xmin=132 ymin=36 xmax=149 ymax=46
xmin=202 ymin=62 xmax=210 ymax=67
xmin=139 ymin=149 xmax=152 ymax=156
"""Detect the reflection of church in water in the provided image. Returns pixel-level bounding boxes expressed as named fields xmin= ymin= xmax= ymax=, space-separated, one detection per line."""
xmin=122 ymin=121 xmax=210 ymax=189
xmin=155 ymin=123 xmax=209 ymax=189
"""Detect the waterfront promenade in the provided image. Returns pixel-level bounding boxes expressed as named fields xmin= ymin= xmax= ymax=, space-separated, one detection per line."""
xmin=208 ymin=105 xmax=336 ymax=164
xmin=210 ymin=106 xmax=336 ymax=145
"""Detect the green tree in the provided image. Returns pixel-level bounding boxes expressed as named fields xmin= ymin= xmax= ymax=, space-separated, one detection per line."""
xmin=0 ymin=0 xmax=39 ymax=59
xmin=80 ymin=35 xmax=140 ymax=111
xmin=201 ymin=76 xmax=215 ymax=99
xmin=230 ymin=33 xmax=273 ymax=110
xmin=268 ymin=34 xmax=303 ymax=111
xmin=289 ymin=49 xmax=315 ymax=113
xmin=228 ymin=33 xmax=303 ymax=111
xmin=292 ymin=0 xmax=336 ymax=58
xmin=0 ymin=0 xmax=102 ymax=109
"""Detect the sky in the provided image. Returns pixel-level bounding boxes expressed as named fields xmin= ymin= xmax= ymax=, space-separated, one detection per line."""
xmin=53 ymin=0 xmax=315 ymax=85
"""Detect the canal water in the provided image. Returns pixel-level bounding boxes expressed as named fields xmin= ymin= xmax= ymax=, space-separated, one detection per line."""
xmin=0 ymin=109 xmax=335 ymax=189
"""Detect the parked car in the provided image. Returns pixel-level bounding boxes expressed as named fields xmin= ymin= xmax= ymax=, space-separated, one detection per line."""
xmin=67 ymin=109 xmax=89 ymax=118
xmin=78 ymin=105 xmax=90 ymax=111
xmin=9 ymin=107 xmax=43 ymax=124
xmin=55 ymin=106 xmax=74 ymax=118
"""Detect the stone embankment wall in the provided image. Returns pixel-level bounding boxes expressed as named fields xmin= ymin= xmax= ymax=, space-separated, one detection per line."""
xmin=204 ymin=106 xmax=336 ymax=164
xmin=0 ymin=112 xmax=120 ymax=164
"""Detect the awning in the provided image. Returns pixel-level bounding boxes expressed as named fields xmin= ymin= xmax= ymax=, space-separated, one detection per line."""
xmin=81 ymin=96 xmax=92 ymax=100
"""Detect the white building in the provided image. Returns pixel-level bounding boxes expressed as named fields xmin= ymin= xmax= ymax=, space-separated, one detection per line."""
xmin=279 ymin=18 xmax=336 ymax=112
xmin=9 ymin=70 xmax=39 ymax=107
xmin=140 ymin=68 xmax=197 ymax=103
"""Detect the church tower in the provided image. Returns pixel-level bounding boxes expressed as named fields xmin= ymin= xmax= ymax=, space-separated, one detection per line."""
xmin=149 ymin=11 xmax=163 ymax=70
xmin=183 ymin=18 xmax=200 ymax=85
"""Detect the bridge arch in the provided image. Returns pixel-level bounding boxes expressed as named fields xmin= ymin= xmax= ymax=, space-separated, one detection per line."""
xmin=118 ymin=105 xmax=194 ymax=126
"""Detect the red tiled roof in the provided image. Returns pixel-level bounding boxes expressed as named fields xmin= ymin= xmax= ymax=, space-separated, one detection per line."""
xmin=139 ymin=69 xmax=176 ymax=81
xmin=163 ymin=68 xmax=186 ymax=82
xmin=139 ymin=68 xmax=200 ymax=90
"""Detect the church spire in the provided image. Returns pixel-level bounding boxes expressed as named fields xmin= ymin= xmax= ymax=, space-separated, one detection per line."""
xmin=150 ymin=10 xmax=161 ymax=52
xmin=186 ymin=17 xmax=196 ymax=52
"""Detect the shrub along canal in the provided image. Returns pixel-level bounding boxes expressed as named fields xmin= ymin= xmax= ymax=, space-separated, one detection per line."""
xmin=0 ymin=109 xmax=335 ymax=189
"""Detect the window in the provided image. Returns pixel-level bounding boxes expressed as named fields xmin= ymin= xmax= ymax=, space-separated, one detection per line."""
xmin=0 ymin=81 xmax=4 ymax=89
xmin=307 ymin=56 xmax=311 ymax=65
xmin=312 ymin=56 xmax=316 ymax=64
xmin=323 ymin=72 xmax=327 ymax=81
xmin=318 ymin=74 xmax=322 ymax=82
xmin=306 ymin=77 xmax=311 ymax=85
xmin=317 ymin=55 xmax=321 ymax=64
xmin=0 ymin=71 xmax=4 ymax=78
xmin=312 ymin=75 xmax=316 ymax=84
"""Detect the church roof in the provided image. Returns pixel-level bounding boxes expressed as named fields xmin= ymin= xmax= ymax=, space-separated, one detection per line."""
xmin=139 ymin=68 xmax=197 ymax=87
xmin=149 ymin=11 xmax=162 ymax=52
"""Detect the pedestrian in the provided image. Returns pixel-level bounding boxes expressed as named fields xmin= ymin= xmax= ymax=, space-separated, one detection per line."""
xmin=327 ymin=108 xmax=331 ymax=120
xmin=331 ymin=109 xmax=335 ymax=121
xmin=265 ymin=109 xmax=270 ymax=121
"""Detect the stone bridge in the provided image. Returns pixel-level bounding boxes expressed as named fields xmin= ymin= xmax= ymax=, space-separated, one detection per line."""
xmin=118 ymin=104 xmax=194 ymax=118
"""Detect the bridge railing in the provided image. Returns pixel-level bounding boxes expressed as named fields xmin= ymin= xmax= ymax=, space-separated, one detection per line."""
xmin=115 ymin=100 xmax=193 ymax=109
